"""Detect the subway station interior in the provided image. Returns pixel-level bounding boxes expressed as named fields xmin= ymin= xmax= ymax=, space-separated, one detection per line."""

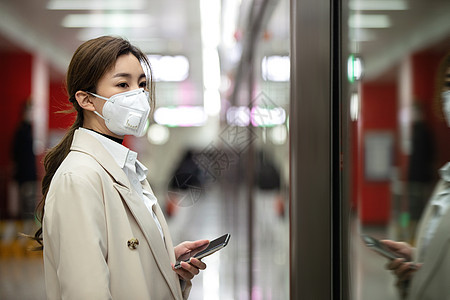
xmin=0 ymin=0 xmax=450 ymax=299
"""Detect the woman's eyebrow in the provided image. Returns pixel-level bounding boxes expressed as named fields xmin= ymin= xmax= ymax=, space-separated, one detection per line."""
xmin=113 ymin=72 xmax=131 ymax=78
xmin=112 ymin=73 xmax=146 ymax=79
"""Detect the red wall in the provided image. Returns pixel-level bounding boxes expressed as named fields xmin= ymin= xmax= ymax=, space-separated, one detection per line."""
xmin=0 ymin=51 xmax=32 ymax=217
xmin=49 ymin=80 xmax=75 ymax=130
xmin=356 ymin=49 xmax=450 ymax=225
xmin=0 ymin=51 xmax=70 ymax=218
xmin=0 ymin=52 xmax=33 ymax=167
xmin=357 ymin=83 xmax=398 ymax=224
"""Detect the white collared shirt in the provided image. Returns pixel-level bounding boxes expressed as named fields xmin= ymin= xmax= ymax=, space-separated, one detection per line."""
xmin=80 ymin=128 xmax=165 ymax=241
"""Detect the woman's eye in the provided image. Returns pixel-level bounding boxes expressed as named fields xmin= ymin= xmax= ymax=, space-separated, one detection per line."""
xmin=117 ymin=82 xmax=128 ymax=88
xmin=139 ymin=81 xmax=147 ymax=88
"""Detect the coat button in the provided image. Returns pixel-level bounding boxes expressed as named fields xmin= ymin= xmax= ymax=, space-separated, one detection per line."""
xmin=127 ymin=238 xmax=139 ymax=250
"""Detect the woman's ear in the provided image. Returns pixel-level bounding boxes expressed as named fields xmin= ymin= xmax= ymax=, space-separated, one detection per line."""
xmin=75 ymin=91 xmax=96 ymax=111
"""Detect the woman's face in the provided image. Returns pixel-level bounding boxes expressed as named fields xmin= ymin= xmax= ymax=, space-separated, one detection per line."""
xmin=92 ymin=53 xmax=147 ymax=112
xmin=86 ymin=52 xmax=148 ymax=137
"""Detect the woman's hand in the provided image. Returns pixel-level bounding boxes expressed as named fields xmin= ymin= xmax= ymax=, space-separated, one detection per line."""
xmin=380 ymin=240 xmax=421 ymax=288
xmin=380 ymin=240 xmax=413 ymax=261
xmin=173 ymin=240 xmax=209 ymax=281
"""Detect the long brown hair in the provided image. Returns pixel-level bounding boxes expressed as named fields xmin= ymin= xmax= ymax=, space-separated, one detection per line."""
xmin=33 ymin=36 xmax=154 ymax=248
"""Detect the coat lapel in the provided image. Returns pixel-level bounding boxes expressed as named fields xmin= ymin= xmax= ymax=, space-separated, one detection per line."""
xmin=114 ymin=184 xmax=182 ymax=299
xmin=141 ymin=181 xmax=177 ymax=263
xmin=411 ymin=181 xmax=450 ymax=297
xmin=70 ymin=130 xmax=182 ymax=299
xmin=413 ymin=213 xmax=450 ymax=293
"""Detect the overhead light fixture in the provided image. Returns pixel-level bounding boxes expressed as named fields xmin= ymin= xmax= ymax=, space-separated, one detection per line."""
xmin=349 ymin=0 xmax=408 ymax=11
xmin=62 ymin=14 xmax=151 ymax=28
xmin=270 ymin=125 xmax=288 ymax=145
xmin=147 ymin=124 xmax=170 ymax=145
xmin=251 ymin=106 xmax=286 ymax=127
xmin=349 ymin=28 xmax=376 ymax=42
xmin=349 ymin=14 xmax=391 ymax=28
xmin=350 ymin=92 xmax=360 ymax=122
xmin=148 ymin=55 xmax=189 ymax=82
xmin=77 ymin=28 xmax=130 ymax=41
xmin=47 ymin=0 xmax=146 ymax=10
xmin=347 ymin=54 xmax=363 ymax=82
xmin=154 ymin=106 xmax=207 ymax=127
xmin=262 ymin=55 xmax=290 ymax=82
xmin=200 ymin=0 xmax=222 ymax=117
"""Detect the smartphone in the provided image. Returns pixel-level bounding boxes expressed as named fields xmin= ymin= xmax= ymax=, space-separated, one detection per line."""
xmin=174 ymin=233 xmax=231 ymax=269
xmin=361 ymin=234 xmax=402 ymax=260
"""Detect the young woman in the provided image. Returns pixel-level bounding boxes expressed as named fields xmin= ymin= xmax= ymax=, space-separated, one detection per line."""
xmin=35 ymin=36 xmax=208 ymax=299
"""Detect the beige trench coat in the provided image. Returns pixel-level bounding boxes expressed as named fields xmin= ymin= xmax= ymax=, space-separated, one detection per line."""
xmin=408 ymin=180 xmax=450 ymax=300
xmin=43 ymin=129 xmax=190 ymax=300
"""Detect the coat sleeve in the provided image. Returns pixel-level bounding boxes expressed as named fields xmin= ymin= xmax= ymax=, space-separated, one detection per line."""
xmin=44 ymin=170 xmax=112 ymax=300
xmin=182 ymin=280 xmax=192 ymax=300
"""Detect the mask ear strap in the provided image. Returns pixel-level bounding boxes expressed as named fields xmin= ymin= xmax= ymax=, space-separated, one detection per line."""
xmin=86 ymin=91 xmax=109 ymax=102
xmin=86 ymin=91 xmax=108 ymax=120
xmin=93 ymin=110 xmax=107 ymax=121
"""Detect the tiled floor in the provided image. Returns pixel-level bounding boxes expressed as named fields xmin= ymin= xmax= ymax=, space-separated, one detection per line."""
xmin=0 ymin=192 xmax=401 ymax=300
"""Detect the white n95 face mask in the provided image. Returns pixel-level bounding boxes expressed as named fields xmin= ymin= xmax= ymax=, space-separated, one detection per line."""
xmin=88 ymin=88 xmax=150 ymax=137
xmin=442 ymin=90 xmax=450 ymax=127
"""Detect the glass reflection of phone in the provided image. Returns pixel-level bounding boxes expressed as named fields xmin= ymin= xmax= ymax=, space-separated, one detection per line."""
xmin=174 ymin=233 xmax=231 ymax=269
xmin=361 ymin=234 xmax=402 ymax=260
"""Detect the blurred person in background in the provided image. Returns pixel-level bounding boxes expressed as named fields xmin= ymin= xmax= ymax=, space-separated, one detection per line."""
xmin=382 ymin=51 xmax=450 ymax=300
xmin=167 ymin=149 xmax=205 ymax=216
xmin=32 ymin=36 xmax=208 ymax=300
xmin=7 ymin=98 xmax=38 ymax=249
xmin=407 ymin=100 xmax=435 ymax=241
xmin=12 ymin=99 xmax=37 ymax=221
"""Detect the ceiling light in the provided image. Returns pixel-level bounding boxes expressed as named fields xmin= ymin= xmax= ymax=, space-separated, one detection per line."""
xmin=349 ymin=28 xmax=376 ymax=42
xmin=148 ymin=55 xmax=189 ymax=82
xmin=262 ymin=55 xmax=290 ymax=82
xmin=147 ymin=124 xmax=170 ymax=145
xmin=77 ymin=28 xmax=131 ymax=40
xmin=62 ymin=14 xmax=151 ymax=28
xmin=270 ymin=125 xmax=288 ymax=145
xmin=47 ymin=0 xmax=145 ymax=10
xmin=154 ymin=106 xmax=207 ymax=127
xmin=251 ymin=106 xmax=286 ymax=127
xmin=350 ymin=92 xmax=360 ymax=122
xmin=347 ymin=54 xmax=363 ymax=82
xmin=203 ymin=90 xmax=221 ymax=116
xmin=349 ymin=14 xmax=391 ymax=28
xmin=349 ymin=0 xmax=408 ymax=11
xmin=200 ymin=0 xmax=222 ymax=117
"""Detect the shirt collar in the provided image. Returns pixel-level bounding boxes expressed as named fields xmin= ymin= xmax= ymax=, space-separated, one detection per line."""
xmin=80 ymin=128 xmax=132 ymax=169
xmin=432 ymin=164 xmax=450 ymax=214
xmin=439 ymin=162 xmax=450 ymax=182
xmin=136 ymin=160 xmax=148 ymax=181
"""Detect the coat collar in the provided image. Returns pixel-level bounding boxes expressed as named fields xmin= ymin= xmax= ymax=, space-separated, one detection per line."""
xmin=70 ymin=129 xmax=182 ymax=299
xmin=70 ymin=129 xmax=130 ymax=187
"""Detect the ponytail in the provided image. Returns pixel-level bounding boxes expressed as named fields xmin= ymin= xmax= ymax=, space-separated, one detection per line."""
xmin=32 ymin=104 xmax=83 ymax=249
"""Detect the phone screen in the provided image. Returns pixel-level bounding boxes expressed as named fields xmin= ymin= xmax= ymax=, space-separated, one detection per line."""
xmin=175 ymin=234 xmax=230 ymax=269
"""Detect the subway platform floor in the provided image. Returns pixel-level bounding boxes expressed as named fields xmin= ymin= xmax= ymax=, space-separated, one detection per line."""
xmin=1 ymin=190 xmax=399 ymax=300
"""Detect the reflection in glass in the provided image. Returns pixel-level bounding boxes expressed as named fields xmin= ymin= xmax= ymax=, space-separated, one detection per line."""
xmin=349 ymin=0 xmax=450 ymax=299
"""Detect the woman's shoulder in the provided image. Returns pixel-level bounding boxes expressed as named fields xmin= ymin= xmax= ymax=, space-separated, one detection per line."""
xmin=55 ymin=150 xmax=108 ymax=181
